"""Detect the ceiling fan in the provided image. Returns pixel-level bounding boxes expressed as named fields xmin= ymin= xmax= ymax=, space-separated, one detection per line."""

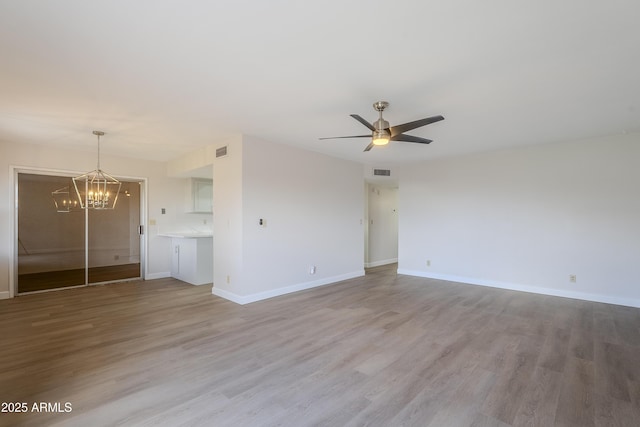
xmin=320 ymin=101 xmax=444 ymax=152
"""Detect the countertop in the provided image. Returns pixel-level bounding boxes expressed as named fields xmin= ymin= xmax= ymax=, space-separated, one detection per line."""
xmin=158 ymin=232 xmax=213 ymax=238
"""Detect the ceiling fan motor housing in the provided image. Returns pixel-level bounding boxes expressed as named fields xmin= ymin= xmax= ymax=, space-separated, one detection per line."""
xmin=373 ymin=101 xmax=390 ymax=134
xmin=373 ymin=101 xmax=390 ymax=145
xmin=373 ymin=118 xmax=390 ymax=131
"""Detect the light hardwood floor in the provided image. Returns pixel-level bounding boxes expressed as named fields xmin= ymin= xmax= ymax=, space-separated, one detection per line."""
xmin=1 ymin=264 xmax=639 ymax=427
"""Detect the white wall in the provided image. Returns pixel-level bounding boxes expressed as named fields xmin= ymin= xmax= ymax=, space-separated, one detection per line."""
xmin=366 ymin=184 xmax=398 ymax=267
xmin=165 ymin=136 xmax=243 ymax=293
xmin=211 ymin=137 xmax=244 ymax=297
xmin=212 ymin=135 xmax=364 ymax=303
xmin=398 ymin=133 xmax=640 ymax=308
xmin=0 ymin=140 xmax=186 ymax=297
xmin=145 ymin=175 xmax=190 ymax=278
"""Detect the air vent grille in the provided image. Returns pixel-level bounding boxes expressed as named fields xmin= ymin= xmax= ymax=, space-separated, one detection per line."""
xmin=216 ymin=146 xmax=228 ymax=158
xmin=373 ymin=168 xmax=391 ymax=177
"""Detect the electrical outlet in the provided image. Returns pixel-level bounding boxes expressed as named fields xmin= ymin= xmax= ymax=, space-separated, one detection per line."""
xmin=226 ymin=275 xmax=230 ymax=284
xmin=569 ymin=274 xmax=576 ymax=283
xmin=426 ymin=260 xmax=431 ymax=267
xmin=309 ymin=265 xmax=316 ymax=275
xmin=114 ymin=255 xmax=120 ymax=260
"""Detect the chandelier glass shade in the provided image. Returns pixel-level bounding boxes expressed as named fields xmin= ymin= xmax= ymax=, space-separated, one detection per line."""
xmin=72 ymin=131 xmax=121 ymax=210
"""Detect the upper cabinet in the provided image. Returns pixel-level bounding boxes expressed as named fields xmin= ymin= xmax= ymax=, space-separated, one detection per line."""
xmin=186 ymin=178 xmax=213 ymax=213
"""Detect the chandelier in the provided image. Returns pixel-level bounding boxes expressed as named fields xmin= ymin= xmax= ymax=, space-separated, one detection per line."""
xmin=72 ymin=131 xmax=121 ymax=210
xmin=52 ymin=183 xmax=80 ymax=213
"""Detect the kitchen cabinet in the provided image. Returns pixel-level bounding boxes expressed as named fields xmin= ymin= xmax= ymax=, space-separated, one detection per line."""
xmin=185 ymin=178 xmax=213 ymax=213
xmin=168 ymin=235 xmax=213 ymax=285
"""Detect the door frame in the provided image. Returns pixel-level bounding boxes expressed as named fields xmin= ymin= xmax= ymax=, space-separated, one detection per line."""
xmin=9 ymin=165 xmax=147 ymax=297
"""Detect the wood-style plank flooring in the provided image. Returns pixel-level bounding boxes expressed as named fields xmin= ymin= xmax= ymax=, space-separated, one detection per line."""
xmin=1 ymin=264 xmax=640 ymax=426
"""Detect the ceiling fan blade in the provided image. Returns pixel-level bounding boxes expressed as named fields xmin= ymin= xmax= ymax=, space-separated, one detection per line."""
xmin=389 ymin=115 xmax=444 ymax=137
xmin=319 ymin=134 xmax=371 ymax=140
xmin=350 ymin=114 xmax=376 ymax=131
xmin=363 ymin=142 xmax=375 ymax=152
xmin=391 ymin=134 xmax=432 ymax=144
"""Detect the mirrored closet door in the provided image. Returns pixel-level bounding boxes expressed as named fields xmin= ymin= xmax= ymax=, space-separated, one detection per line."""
xmin=17 ymin=172 xmax=142 ymax=293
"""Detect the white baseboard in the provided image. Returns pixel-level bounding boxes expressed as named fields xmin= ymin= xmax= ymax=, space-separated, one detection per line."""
xmin=365 ymin=258 xmax=398 ymax=268
xmin=211 ymin=286 xmax=245 ymax=304
xmin=397 ymin=269 xmax=640 ymax=309
xmin=0 ymin=291 xmax=9 ymax=300
xmin=145 ymin=271 xmax=171 ymax=280
xmin=212 ymin=270 xmax=365 ymax=305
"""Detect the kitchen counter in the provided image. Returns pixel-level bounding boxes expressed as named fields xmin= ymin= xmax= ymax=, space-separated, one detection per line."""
xmin=158 ymin=231 xmax=212 ymax=238
xmin=159 ymin=233 xmax=213 ymax=285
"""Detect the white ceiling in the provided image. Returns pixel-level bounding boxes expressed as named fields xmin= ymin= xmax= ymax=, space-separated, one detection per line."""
xmin=1 ymin=1 xmax=639 ymax=165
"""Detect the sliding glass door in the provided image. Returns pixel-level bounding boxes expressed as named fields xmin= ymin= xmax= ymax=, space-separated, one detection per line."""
xmin=17 ymin=172 xmax=141 ymax=293
xmin=87 ymin=181 xmax=141 ymax=284
xmin=17 ymin=174 xmax=86 ymax=292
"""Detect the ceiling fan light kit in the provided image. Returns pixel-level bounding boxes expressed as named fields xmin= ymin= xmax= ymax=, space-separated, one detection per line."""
xmin=372 ymin=130 xmax=390 ymax=146
xmin=320 ymin=101 xmax=444 ymax=152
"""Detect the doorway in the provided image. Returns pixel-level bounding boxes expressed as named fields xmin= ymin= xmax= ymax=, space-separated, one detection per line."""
xmin=365 ymin=183 xmax=398 ymax=269
xmin=16 ymin=172 xmax=142 ymax=293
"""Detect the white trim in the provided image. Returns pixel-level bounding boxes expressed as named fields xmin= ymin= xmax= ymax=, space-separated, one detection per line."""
xmin=211 ymin=286 xmax=246 ymax=304
xmin=0 ymin=291 xmax=10 ymax=300
xmin=397 ymin=269 xmax=640 ymax=309
xmin=146 ymin=272 xmax=171 ymax=280
xmin=212 ymin=270 xmax=365 ymax=305
xmin=9 ymin=166 xmax=17 ymax=298
xmin=365 ymin=258 xmax=398 ymax=268
xmin=139 ymin=178 xmax=148 ymax=281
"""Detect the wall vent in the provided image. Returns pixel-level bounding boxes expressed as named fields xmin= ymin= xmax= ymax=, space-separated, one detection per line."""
xmin=373 ymin=168 xmax=391 ymax=177
xmin=216 ymin=146 xmax=228 ymax=158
